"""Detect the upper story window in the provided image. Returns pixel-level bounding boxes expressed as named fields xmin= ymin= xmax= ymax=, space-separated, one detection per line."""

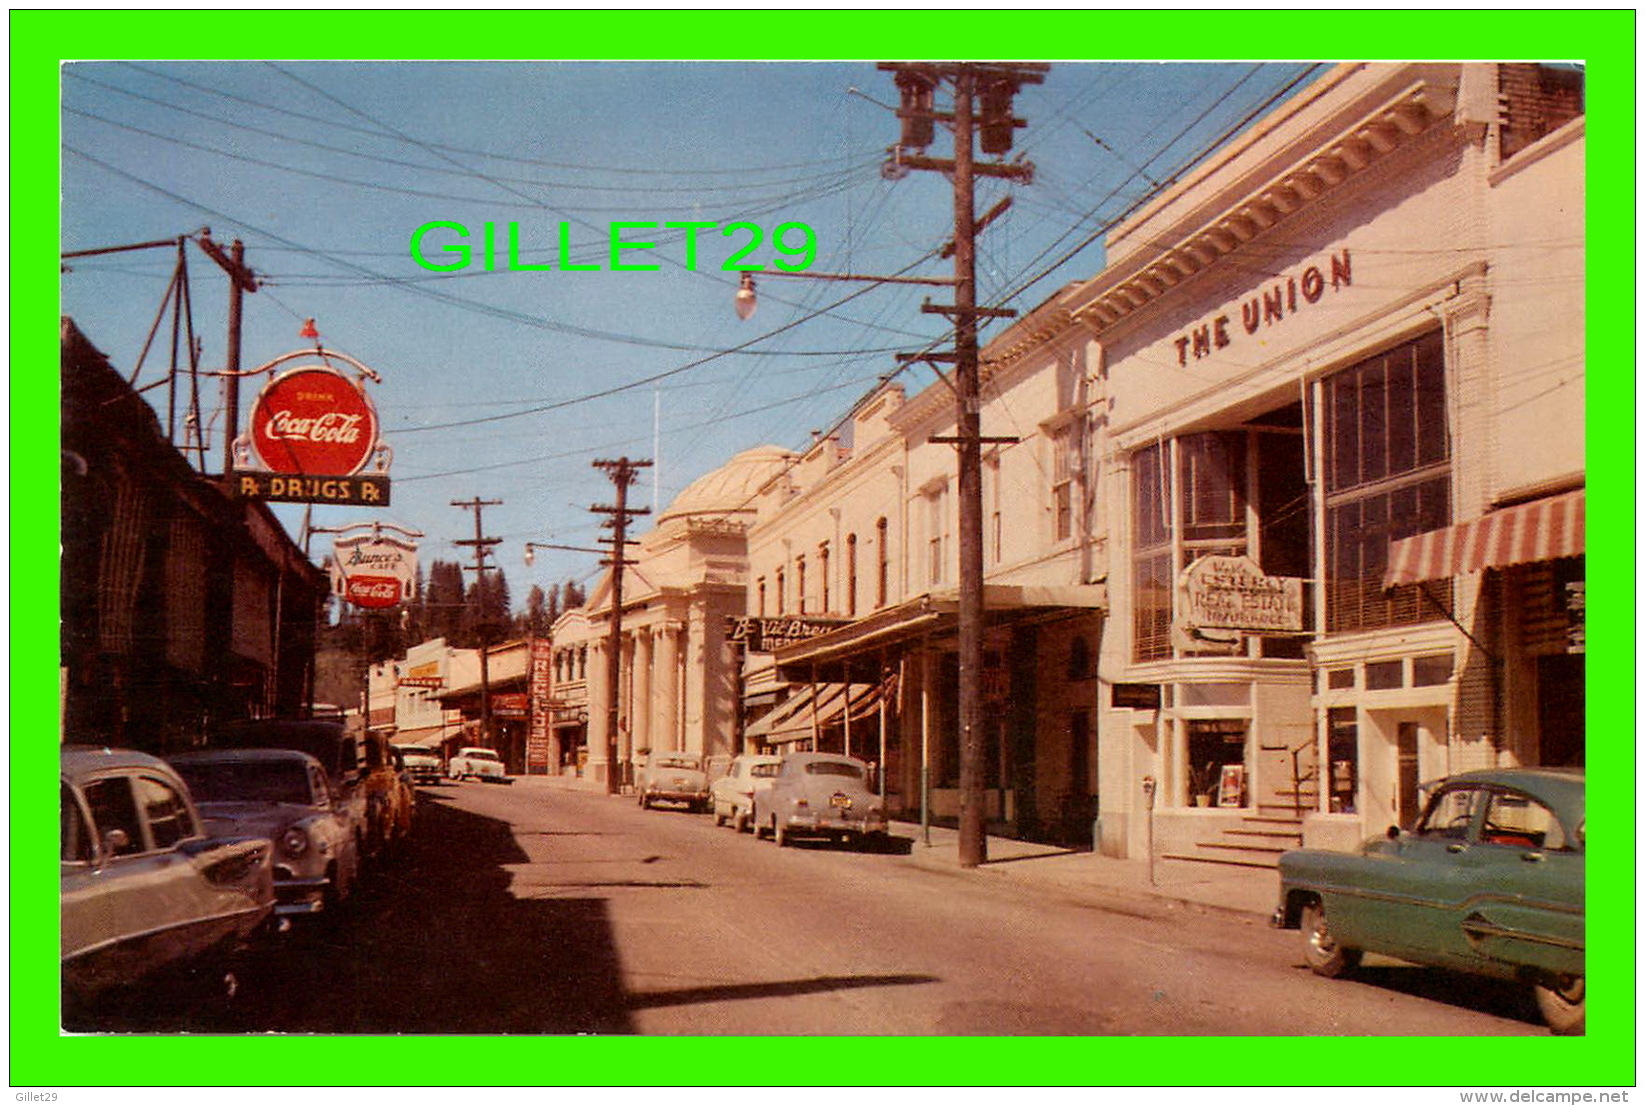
xmin=875 ymin=517 xmax=889 ymax=609
xmin=796 ymin=555 xmax=807 ymax=614
xmin=1051 ymin=423 xmax=1079 ymax=543
xmin=1499 ymin=64 xmax=1584 ymax=162
xmin=818 ymin=543 xmax=830 ymax=614
xmin=925 ymin=484 xmax=949 ymax=587
xmin=1324 ymin=329 xmax=1451 ymax=633
xmin=845 ymin=534 xmax=858 ymax=617
xmin=775 ymin=567 xmax=786 ymax=616
xmin=756 ymin=577 xmax=767 ymax=619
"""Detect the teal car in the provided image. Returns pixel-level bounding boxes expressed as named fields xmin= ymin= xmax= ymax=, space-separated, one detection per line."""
xmin=1273 ymin=767 xmax=1584 ymax=1034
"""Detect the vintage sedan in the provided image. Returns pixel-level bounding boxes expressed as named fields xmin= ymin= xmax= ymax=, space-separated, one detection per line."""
xmin=637 ymin=751 xmax=710 ymax=812
xmin=61 ymin=746 xmax=276 ymax=1006
xmin=752 ymin=752 xmax=888 ymax=848
xmin=449 ymin=746 xmax=509 ymax=783
xmin=169 ymin=748 xmax=362 ymax=919
xmin=396 ymin=744 xmax=444 ymax=785
xmin=711 ymin=754 xmax=783 ymax=832
xmin=1273 ymin=767 xmax=1585 ymax=1034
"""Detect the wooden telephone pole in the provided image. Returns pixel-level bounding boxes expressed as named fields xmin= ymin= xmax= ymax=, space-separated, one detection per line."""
xmin=453 ymin=497 xmax=503 ymax=750
xmin=592 ymin=457 xmax=651 ymax=795
xmin=881 ymin=62 xmax=1046 ymax=868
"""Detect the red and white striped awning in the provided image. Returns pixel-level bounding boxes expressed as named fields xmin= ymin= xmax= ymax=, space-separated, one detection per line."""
xmin=1383 ymin=489 xmax=1584 ymax=589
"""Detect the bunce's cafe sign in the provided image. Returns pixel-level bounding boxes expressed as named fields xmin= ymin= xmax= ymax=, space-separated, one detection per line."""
xmin=231 ymin=350 xmax=392 ymax=506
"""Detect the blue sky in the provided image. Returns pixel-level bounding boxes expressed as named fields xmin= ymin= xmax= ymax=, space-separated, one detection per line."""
xmin=61 ymin=59 xmax=1317 ymax=608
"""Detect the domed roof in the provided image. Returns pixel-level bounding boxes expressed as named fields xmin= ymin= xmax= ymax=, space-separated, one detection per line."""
xmin=657 ymin=445 xmax=792 ymax=526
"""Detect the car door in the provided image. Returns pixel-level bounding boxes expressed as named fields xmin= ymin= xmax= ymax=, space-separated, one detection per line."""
xmin=1454 ymin=787 xmax=1585 ymax=977
xmin=62 ymin=771 xmax=220 ymax=986
xmin=1333 ymin=782 xmax=1492 ymax=967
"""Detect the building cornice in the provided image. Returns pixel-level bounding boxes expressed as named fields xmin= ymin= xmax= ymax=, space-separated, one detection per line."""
xmin=1069 ymin=72 xmax=1460 ymax=339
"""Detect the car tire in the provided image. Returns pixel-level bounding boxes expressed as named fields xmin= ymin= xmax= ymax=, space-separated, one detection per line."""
xmin=1535 ymin=975 xmax=1586 ymax=1036
xmin=733 ymin=808 xmax=749 ymax=834
xmin=773 ymin=819 xmax=789 ymax=847
xmin=1300 ymin=900 xmax=1361 ymax=978
xmin=713 ymin=803 xmax=727 ymax=827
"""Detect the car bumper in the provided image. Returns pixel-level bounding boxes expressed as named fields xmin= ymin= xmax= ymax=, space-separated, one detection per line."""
xmin=273 ymin=874 xmax=331 ymax=916
xmin=649 ymin=789 xmax=708 ymax=803
xmin=784 ymin=813 xmax=888 ymax=835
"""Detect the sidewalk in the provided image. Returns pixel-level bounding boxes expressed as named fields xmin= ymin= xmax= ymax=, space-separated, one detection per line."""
xmin=516 ymin=772 xmax=1278 ymax=922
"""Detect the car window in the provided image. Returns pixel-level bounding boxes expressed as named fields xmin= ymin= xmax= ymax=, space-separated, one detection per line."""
xmin=750 ymin=763 xmax=780 ymax=779
xmin=83 ymin=776 xmax=145 ymax=856
xmin=61 ymin=782 xmax=95 ymax=863
xmin=1416 ymin=785 xmax=1486 ymax=841
xmin=178 ymin=760 xmax=314 ymax=806
xmin=1482 ymin=790 xmax=1569 ymax=850
xmin=805 ymin=761 xmax=864 ymax=780
xmin=656 ymin=756 xmax=699 ymax=769
xmin=136 ymin=775 xmax=196 ymax=848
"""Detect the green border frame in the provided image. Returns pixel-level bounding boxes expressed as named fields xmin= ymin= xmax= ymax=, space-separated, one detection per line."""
xmin=13 ymin=9 xmax=1635 ymax=1088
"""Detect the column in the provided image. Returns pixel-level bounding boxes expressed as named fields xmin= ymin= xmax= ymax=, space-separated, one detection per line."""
xmin=586 ymin=639 xmax=611 ymax=785
xmin=632 ymin=627 xmax=653 ymax=756
xmin=653 ymin=621 xmax=681 ymax=752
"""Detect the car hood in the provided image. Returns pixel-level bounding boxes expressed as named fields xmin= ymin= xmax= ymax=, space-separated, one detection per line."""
xmin=196 ymin=801 xmax=323 ymax=839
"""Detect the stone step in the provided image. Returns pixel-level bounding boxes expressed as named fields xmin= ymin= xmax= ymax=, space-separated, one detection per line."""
xmin=1161 ymin=851 xmax=1279 ymax=871
xmin=1199 ymin=839 xmax=1289 ymax=855
xmin=1223 ymin=827 xmax=1302 ymax=841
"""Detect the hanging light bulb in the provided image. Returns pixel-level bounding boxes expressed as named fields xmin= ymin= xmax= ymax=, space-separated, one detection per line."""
xmin=734 ymin=272 xmax=757 ymax=320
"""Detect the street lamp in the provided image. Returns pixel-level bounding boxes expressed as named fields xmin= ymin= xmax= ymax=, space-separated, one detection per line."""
xmin=734 ymin=273 xmax=758 ymax=320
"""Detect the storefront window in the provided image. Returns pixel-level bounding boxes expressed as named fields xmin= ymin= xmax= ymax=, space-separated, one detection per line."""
xmin=1327 ymin=707 xmax=1358 ymax=813
xmin=1324 ymin=331 xmax=1452 ymax=633
xmin=1132 ymin=442 xmax=1173 ymax=662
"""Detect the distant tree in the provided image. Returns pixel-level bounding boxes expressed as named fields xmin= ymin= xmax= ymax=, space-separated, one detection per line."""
xmin=563 ymin=578 xmax=587 ymax=610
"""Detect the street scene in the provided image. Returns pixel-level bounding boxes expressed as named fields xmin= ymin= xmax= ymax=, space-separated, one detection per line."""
xmin=69 ymin=774 xmax=1550 ymax=1037
xmin=48 ymin=37 xmax=1603 ymax=1071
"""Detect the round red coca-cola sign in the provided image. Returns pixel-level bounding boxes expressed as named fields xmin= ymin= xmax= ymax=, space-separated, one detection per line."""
xmin=249 ymin=367 xmax=379 ymax=476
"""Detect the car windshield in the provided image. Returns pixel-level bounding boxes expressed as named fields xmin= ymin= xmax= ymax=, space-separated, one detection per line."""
xmin=177 ymin=760 xmax=314 ymax=805
xmin=399 ymin=748 xmax=436 ymax=760
xmin=805 ymin=761 xmax=864 ymax=780
xmin=656 ymin=756 xmax=700 ymax=770
xmin=750 ymin=763 xmax=780 ymax=778
xmin=468 ymin=750 xmax=501 ymax=762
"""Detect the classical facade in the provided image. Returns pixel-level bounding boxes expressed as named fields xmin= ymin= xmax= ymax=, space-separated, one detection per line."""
xmin=1060 ymin=62 xmax=1584 ymax=862
xmin=551 ymin=446 xmax=794 ymax=785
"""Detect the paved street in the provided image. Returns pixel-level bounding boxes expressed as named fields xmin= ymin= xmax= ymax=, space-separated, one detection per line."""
xmin=75 ymin=778 xmax=1546 ymax=1036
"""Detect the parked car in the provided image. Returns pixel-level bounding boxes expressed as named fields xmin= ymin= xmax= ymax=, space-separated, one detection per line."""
xmin=752 ymin=752 xmax=888 ymax=848
xmin=1273 ymin=767 xmax=1585 ymax=1035
xmin=711 ymin=754 xmax=783 ymax=832
xmin=449 ymin=746 xmax=509 ymax=783
xmin=636 ymin=751 xmax=710 ymax=812
xmin=210 ymin=719 xmax=369 ymax=860
xmin=396 ymin=744 xmax=444 ymax=785
xmin=61 ymin=746 xmax=276 ymax=1007
xmin=168 ymin=748 xmax=362 ymax=919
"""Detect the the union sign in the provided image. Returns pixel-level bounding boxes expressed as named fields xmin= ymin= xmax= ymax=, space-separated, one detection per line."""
xmin=1181 ymin=555 xmax=1304 ymax=634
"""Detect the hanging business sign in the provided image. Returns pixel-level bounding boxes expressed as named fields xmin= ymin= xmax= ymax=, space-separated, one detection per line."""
xmin=230 ymin=349 xmax=393 ymax=506
xmin=1181 ymin=555 xmax=1305 ymax=634
xmin=331 ymin=531 xmax=418 ymax=610
xmin=527 ymin=638 xmax=554 ymax=772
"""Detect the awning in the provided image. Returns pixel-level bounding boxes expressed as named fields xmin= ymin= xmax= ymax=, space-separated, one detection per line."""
xmin=745 ymin=683 xmax=883 ymax=745
xmin=771 ymin=583 xmax=1105 ymax=678
xmin=1383 ymin=489 xmax=1584 ymax=589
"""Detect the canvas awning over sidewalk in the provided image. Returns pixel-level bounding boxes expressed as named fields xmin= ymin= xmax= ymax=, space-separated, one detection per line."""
xmin=1383 ymin=488 xmax=1584 ymax=589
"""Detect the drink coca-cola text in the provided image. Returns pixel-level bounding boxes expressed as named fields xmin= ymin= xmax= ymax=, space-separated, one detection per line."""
xmin=264 ymin=410 xmax=364 ymax=443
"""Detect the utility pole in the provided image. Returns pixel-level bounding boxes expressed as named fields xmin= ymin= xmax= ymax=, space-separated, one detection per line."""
xmin=881 ymin=62 xmax=1045 ymax=868
xmin=195 ymin=232 xmax=258 ymax=475
xmin=592 ymin=457 xmax=651 ymax=795
xmin=453 ymin=497 xmax=503 ymax=753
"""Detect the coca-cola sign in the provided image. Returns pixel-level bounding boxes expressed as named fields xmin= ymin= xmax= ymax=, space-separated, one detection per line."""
xmin=250 ymin=366 xmax=379 ymax=476
xmin=331 ymin=532 xmax=418 ymax=610
xmin=345 ymin=575 xmax=404 ymax=609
